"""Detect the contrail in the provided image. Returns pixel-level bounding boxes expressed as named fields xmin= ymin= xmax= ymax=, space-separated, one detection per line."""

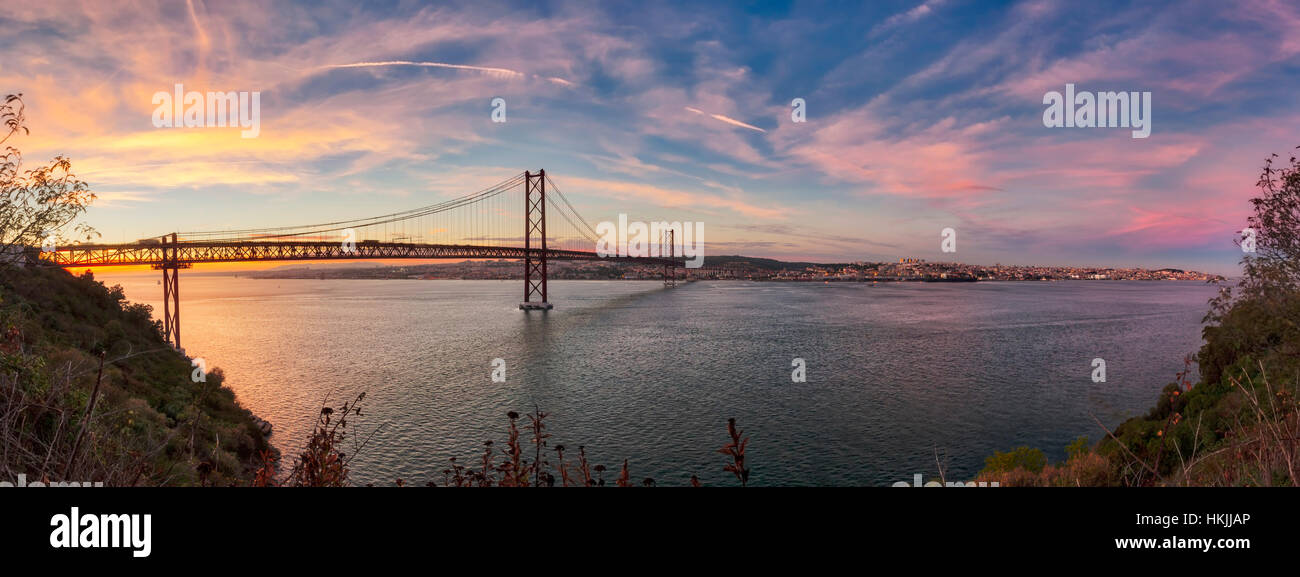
xmin=186 ymin=0 xmax=212 ymax=73
xmin=318 ymin=60 xmax=525 ymax=78
xmin=318 ymin=61 xmax=578 ymax=88
xmin=685 ymin=106 xmax=767 ymax=133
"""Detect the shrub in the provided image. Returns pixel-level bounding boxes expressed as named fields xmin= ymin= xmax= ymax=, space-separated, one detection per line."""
xmin=981 ymin=446 xmax=1047 ymax=475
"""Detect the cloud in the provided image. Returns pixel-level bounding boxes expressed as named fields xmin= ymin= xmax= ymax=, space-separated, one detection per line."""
xmin=771 ymin=101 xmax=1005 ymax=199
xmin=2 ymin=0 xmax=1295 ymax=272
xmin=721 ymin=223 xmax=900 ymax=250
xmin=870 ymin=0 xmax=947 ymax=37
xmin=91 ymin=190 xmax=160 ymax=207
xmin=315 ymin=61 xmax=527 ymax=79
xmin=312 ymin=60 xmax=580 ymax=87
xmin=684 ymin=106 xmax=767 ymax=133
xmin=557 ymin=175 xmax=786 ymax=220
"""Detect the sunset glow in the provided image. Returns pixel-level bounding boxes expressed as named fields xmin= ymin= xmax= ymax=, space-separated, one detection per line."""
xmin=4 ymin=0 xmax=1295 ymax=274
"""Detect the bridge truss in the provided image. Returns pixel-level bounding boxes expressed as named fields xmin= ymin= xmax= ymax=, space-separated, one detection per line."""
xmin=34 ymin=170 xmax=687 ymax=349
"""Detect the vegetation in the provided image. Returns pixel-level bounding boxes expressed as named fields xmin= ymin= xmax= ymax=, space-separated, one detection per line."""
xmin=0 ymin=94 xmax=98 ymax=260
xmin=259 ymin=395 xmax=749 ymax=487
xmin=980 ymin=147 xmax=1300 ymax=487
xmin=1 ymin=259 xmax=742 ymax=488
xmin=983 ymin=446 xmax=1047 ymax=475
xmin=0 ymin=93 xmax=268 ymax=486
xmin=0 ymin=266 xmax=272 ymax=485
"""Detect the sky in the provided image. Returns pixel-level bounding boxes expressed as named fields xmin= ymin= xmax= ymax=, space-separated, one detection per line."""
xmin=2 ymin=0 xmax=1298 ymax=275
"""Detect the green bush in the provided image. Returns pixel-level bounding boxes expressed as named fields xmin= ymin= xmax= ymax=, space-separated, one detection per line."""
xmin=981 ymin=446 xmax=1047 ymax=474
xmin=0 ymin=265 xmax=271 ymax=485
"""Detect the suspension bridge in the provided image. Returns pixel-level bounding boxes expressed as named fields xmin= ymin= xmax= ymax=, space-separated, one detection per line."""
xmin=33 ymin=170 xmax=690 ymax=350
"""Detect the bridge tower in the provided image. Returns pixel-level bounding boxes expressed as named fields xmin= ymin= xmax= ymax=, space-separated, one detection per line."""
xmin=152 ymin=233 xmax=189 ymax=350
xmin=663 ymin=229 xmax=677 ymax=288
xmin=520 ymin=170 xmax=553 ymax=310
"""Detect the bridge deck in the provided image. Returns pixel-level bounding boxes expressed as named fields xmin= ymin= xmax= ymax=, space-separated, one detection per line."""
xmin=33 ymin=240 xmax=684 ymax=268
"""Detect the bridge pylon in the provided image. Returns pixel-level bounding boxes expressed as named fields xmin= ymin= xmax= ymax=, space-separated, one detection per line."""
xmin=151 ymin=233 xmax=189 ymax=350
xmin=663 ymin=229 xmax=677 ymax=288
xmin=520 ymin=169 xmax=553 ymax=310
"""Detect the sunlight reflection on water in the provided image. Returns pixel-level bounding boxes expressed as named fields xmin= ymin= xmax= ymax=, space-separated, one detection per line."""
xmin=95 ymin=273 xmax=1217 ymax=486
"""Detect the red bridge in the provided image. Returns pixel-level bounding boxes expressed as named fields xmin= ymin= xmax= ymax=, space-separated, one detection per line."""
xmin=34 ymin=170 xmax=689 ymax=350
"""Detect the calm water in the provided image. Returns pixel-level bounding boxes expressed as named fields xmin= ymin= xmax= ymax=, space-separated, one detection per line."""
xmin=95 ymin=273 xmax=1217 ymax=486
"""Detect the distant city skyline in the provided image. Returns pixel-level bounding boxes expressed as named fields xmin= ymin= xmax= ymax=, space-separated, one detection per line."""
xmin=69 ymin=253 xmax=1229 ymax=280
xmin=3 ymin=0 xmax=1298 ymax=276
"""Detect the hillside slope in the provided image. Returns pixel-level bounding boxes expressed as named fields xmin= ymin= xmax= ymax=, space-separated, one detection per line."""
xmin=0 ymin=265 xmax=269 ymax=486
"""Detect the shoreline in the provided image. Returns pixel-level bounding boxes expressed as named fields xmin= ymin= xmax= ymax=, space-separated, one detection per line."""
xmin=233 ymin=275 xmax=1223 ymax=283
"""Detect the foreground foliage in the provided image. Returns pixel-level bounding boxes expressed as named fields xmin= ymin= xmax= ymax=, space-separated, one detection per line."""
xmin=981 ymin=147 xmax=1300 ymax=487
xmin=0 ymin=266 xmax=270 ymax=485
xmin=259 ymin=397 xmax=749 ymax=487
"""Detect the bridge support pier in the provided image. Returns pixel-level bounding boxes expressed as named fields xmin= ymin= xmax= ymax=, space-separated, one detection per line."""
xmin=663 ymin=229 xmax=677 ymax=288
xmin=520 ymin=169 xmax=553 ymax=310
xmin=152 ymin=233 xmax=189 ymax=350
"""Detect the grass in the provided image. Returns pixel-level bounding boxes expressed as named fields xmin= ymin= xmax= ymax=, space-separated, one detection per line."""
xmin=0 ymin=265 xmax=271 ymax=485
xmin=261 ymin=394 xmax=752 ymax=487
